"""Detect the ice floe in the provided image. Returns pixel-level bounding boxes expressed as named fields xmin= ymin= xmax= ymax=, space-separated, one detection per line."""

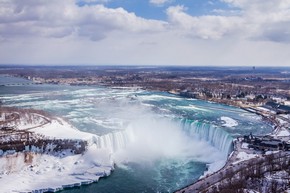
xmin=220 ymin=116 xmax=238 ymax=127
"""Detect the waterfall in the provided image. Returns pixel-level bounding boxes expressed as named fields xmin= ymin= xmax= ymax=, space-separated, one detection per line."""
xmin=179 ymin=119 xmax=233 ymax=156
xmin=96 ymin=130 xmax=131 ymax=153
xmin=94 ymin=118 xmax=233 ymax=157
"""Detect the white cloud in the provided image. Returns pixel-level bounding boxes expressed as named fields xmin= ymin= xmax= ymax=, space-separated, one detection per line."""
xmin=166 ymin=5 xmax=243 ymax=40
xmin=149 ymin=0 xmax=171 ymax=6
xmin=77 ymin=0 xmax=110 ymax=3
xmin=165 ymin=1 xmax=290 ymax=43
xmin=0 ymin=0 xmax=290 ymax=66
xmin=0 ymin=0 xmax=166 ymax=41
xmin=222 ymin=0 xmax=290 ymax=10
xmin=1 ymin=0 xmax=290 ymax=42
xmin=221 ymin=0 xmax=290 ymax=42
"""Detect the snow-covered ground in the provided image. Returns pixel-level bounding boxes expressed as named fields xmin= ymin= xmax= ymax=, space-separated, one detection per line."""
xmin=0 ymin=116 xmax=114 ymax=193
xmin=276 ymin=128 xmax=290 ymax=137
xmin=30 ymin=118 xmax=95 ymax=140
xmin=233 ymin=152 xmax=259 ymax=164
xmin=241 ymin=142 xmax=249 ymax=149
xmin=256 ymin=107 xmax=276 ymax=114
xmin=220 ymin=116 xmax=238 ymax=127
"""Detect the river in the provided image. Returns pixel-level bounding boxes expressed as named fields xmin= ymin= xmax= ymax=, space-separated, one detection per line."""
xmin=0 ymin=75 xmax=272 ymax=192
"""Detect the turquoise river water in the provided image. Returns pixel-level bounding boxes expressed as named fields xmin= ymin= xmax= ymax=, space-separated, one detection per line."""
xmin=0 ymin=75 xmax=272 ymax=193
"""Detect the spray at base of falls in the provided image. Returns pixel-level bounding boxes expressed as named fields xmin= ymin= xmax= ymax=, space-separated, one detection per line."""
xmin=93 ymin=118 xmax=233 ymax=162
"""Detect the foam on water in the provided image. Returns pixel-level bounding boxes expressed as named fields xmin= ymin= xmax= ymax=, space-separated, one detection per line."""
xmin=220 ymin=116 xmax=239 ymax=127
xmin=138 ymin=94 xmax=183 ymax=101
xmin=174 ymin=104 xmax=212 ymax=112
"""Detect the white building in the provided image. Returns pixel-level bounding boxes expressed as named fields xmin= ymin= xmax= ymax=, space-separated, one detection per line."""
xmin=0 ymin=113 xmax=5 ymax=122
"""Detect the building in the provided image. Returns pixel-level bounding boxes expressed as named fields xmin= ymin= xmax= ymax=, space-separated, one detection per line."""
xmin=264 ymin=102 xmax=290 ymax=114
xmin=0 ymin=113 xmax=5 ymax=122
xmin=244 ymin=134 xmax=290 ymax=151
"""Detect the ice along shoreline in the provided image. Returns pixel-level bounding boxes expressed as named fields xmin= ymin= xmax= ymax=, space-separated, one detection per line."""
xmin=0 ymin=110 xmax=115 ymax=193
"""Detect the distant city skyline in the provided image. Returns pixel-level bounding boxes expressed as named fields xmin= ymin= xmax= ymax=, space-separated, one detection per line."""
xmin=0 ymin=0 xmax=290 ymax=66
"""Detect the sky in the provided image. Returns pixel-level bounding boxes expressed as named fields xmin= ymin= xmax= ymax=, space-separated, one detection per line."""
xmin=0 ymin=0 xmax=290 ymax=66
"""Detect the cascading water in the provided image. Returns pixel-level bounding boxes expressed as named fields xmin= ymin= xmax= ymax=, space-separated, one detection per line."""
xmin=94 ymin=117 xmax=233 ymax=164
xmin=180 ymin=119 xmax=233 ymax=157
xmin=95 ymin=130 xmax=131 ymax=153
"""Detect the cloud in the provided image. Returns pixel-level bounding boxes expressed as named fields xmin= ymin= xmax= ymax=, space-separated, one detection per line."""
xmin=165 ymin=1 xmax=290 ymax=43
xmin=0 ymin=0 xmax=290 ymax=66
xmin=166 ymin=5 xmax=243 ymax=40
xmin=77 ymin=0 xmax=110 ymax=3
xmin=0 ymin=0 xmax=166 ymax=41
xmin=222 ymin=0 xmax=290 ymax=10
xmin=221 ymin=0 xmax=290 ymax=42
xmin=149 ymin=0 xmax=171 ymax=6
xmin=1 ymin=0 xmax=290 ymax=43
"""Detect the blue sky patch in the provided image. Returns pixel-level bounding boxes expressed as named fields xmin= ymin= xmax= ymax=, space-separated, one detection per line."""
xmin=77 ymin=0 xmax=233 ymax=20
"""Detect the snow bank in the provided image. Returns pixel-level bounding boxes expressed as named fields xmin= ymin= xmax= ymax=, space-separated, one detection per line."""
xmin=0 ymin=118 xmax=114 ymax=193
xmin=30 ymin=118 xmax=93 ymax=140
xmin=233 ymin=152 xmax=258 ymax=164
xmin=0 ymin=146 xmax=113 ymax=193
xmin=241 ymin=143 xmax=249 ymax=149
xmin=276 ymin=128 xmax=290 ymax=137
xmin=277 ymin=118 xmax=290 ymax=125
xmin=201 ymin=159 xmax=227 ymax=178
xmin=256 ymin=107 xmax=276 ymax=114
xmin=220 ymin=116 xmax=238 ymax=127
